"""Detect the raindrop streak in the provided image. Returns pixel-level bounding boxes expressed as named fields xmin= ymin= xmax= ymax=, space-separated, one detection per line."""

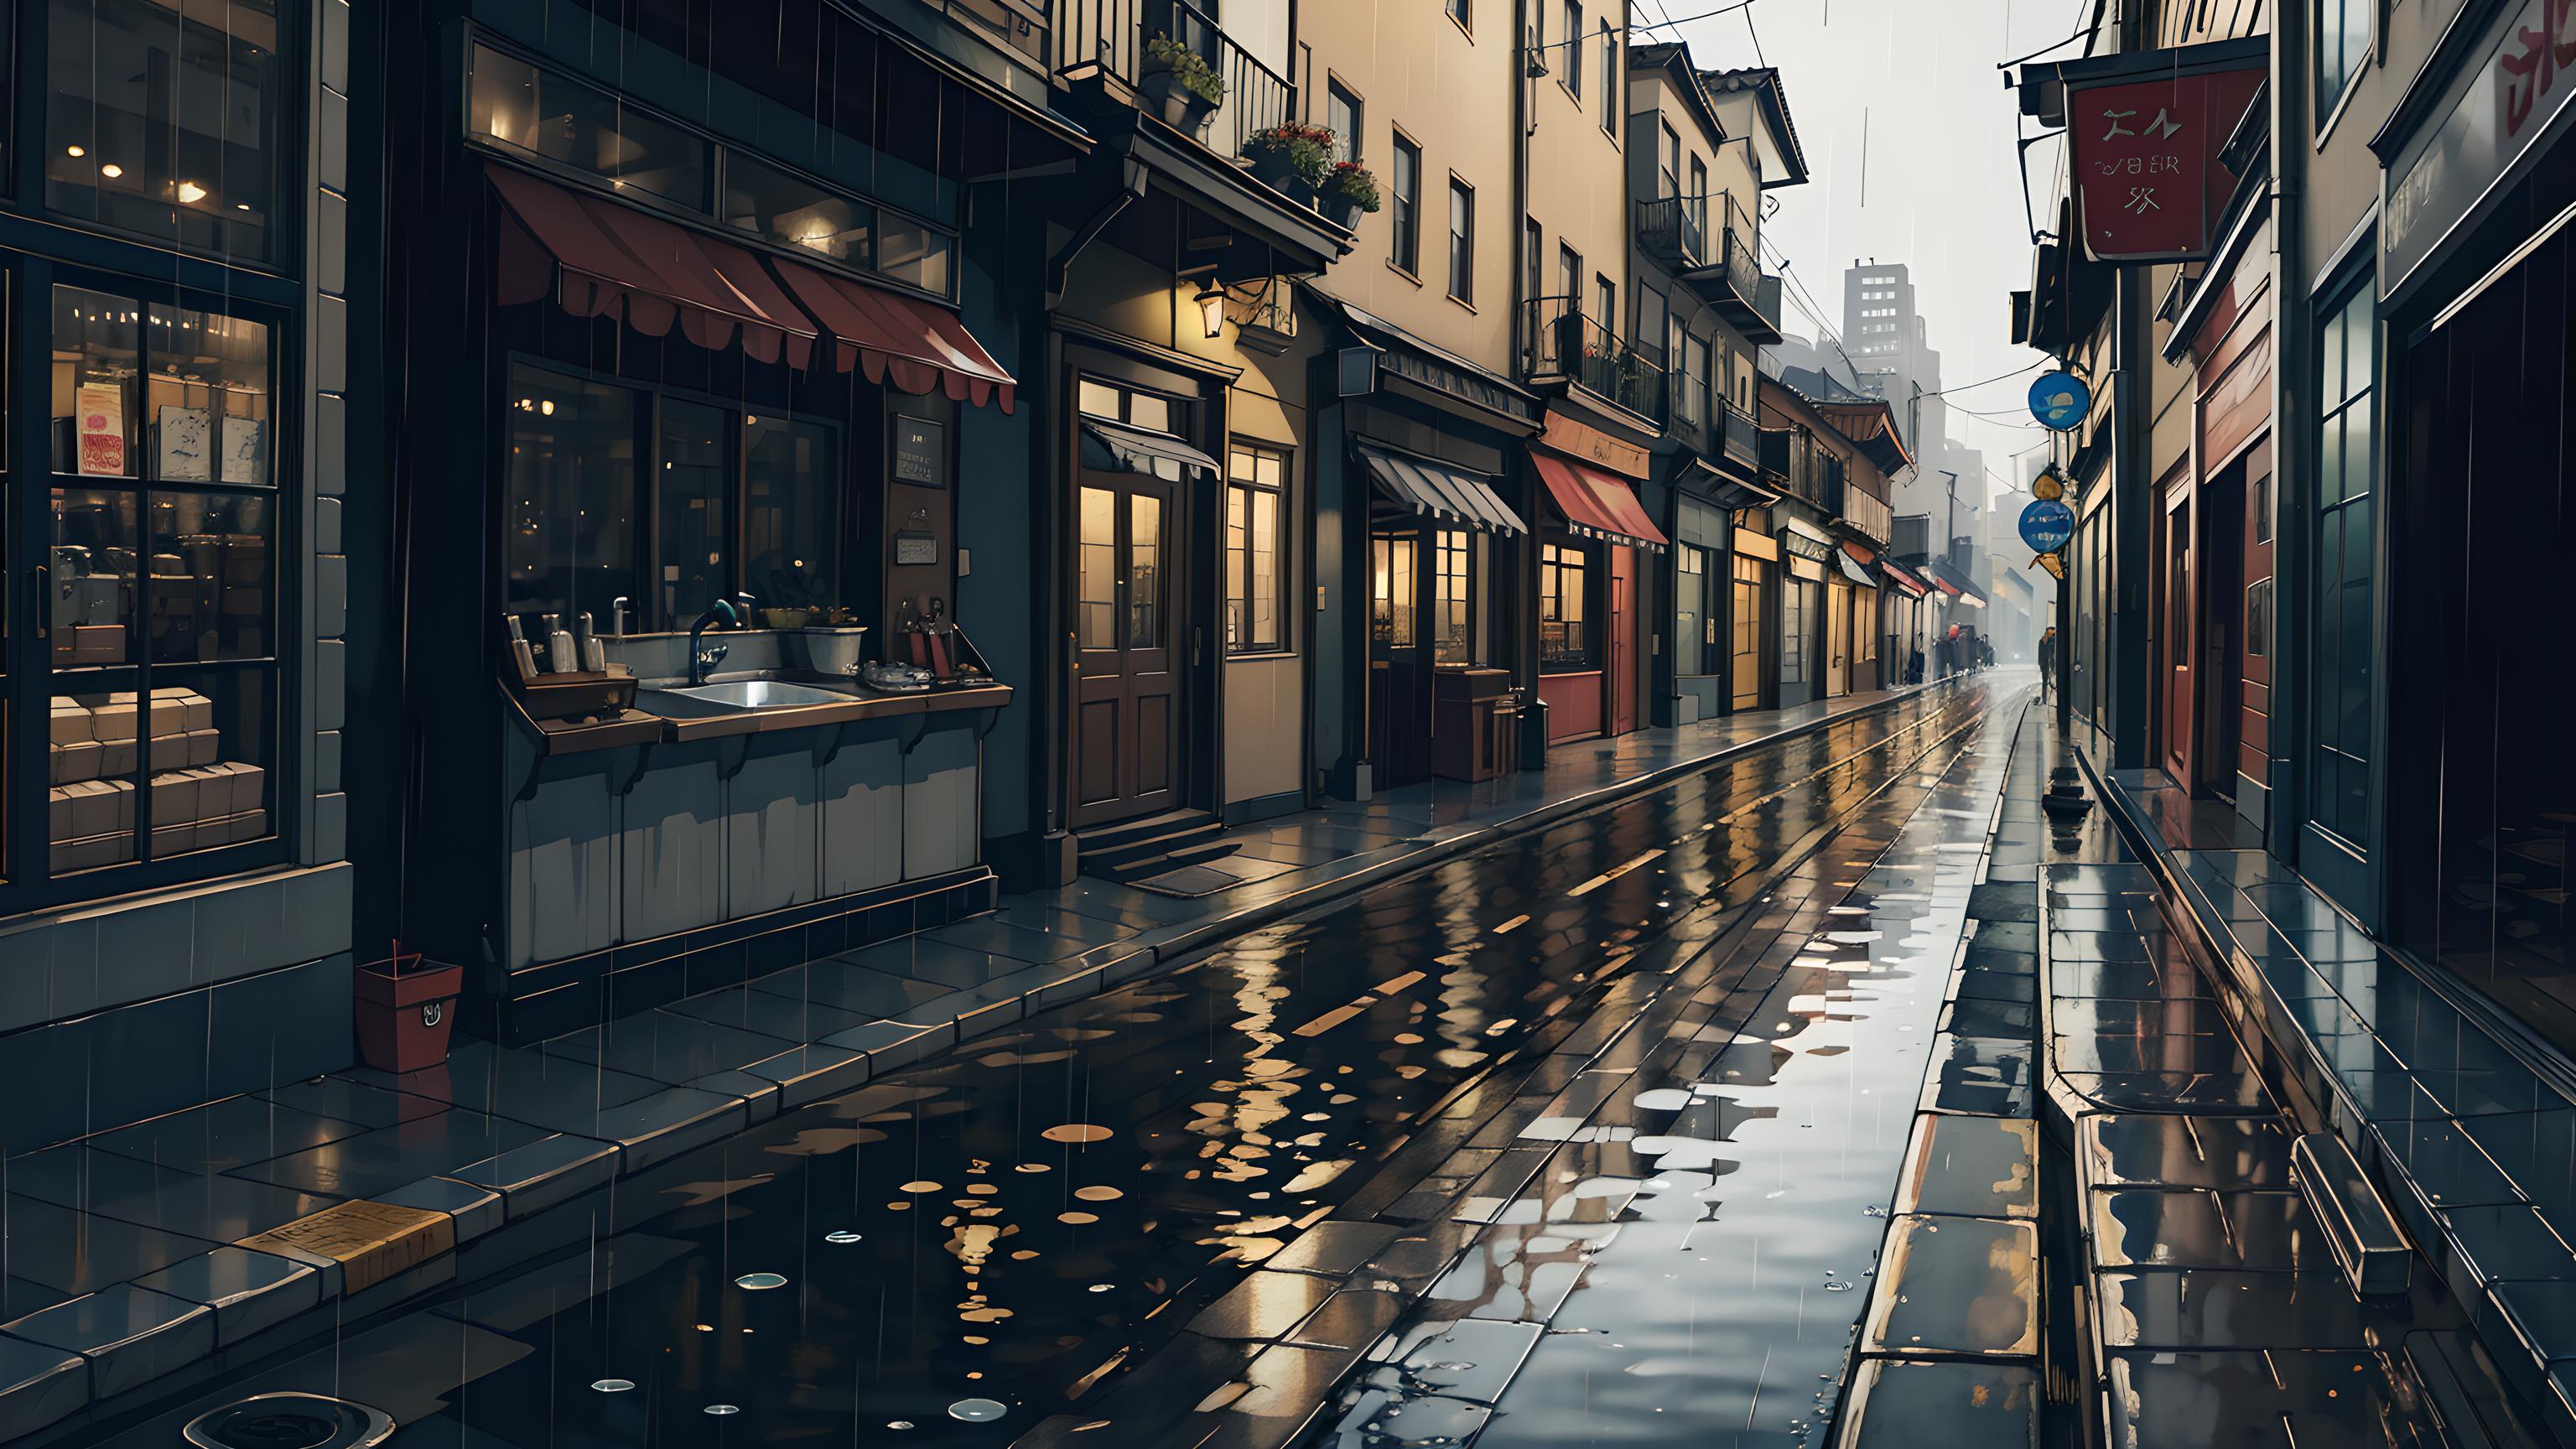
xmin=735 ymin=1272 xmax=788 ymax=1290
xmin=590 ymin=1379 xmax=636 ymax=1393
xmin=949 ymin=1399 xmax=1009 ymax=1422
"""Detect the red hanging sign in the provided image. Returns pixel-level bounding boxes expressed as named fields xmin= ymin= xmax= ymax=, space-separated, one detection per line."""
xmin=2065 ymin=67 xmax=2263 ymax=262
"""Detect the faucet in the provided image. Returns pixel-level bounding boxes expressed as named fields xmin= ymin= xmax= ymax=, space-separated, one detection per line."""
xmin=687 ymin=593 xmax=754 ymax=685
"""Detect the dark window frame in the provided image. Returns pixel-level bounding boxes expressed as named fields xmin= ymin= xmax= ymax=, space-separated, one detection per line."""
xmin=501 ymin=352 xmax=847 ymax=636
xmin=1539 ymin=534 xmax=1597 ymax=671
xmin=1446 ymin=174 xmax=1476 ymax=305
xmin=1389 ymin=130 xmax=1423 ymax=278
xmin=1224 ymin=439 xmax=1292 ymax=657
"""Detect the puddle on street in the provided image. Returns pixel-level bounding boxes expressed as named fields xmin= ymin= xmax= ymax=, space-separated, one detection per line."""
xmin=89 ymin=689 xmax=2002 ymax=1449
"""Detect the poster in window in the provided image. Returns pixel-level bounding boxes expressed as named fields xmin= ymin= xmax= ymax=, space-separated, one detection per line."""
xmin=158 ymin=405 xmax=215 ymax=481
xmin=77 ymin=386 xmax=127 ymax=476
xmin=892 ymin=415 xmax=946 ymax=487
xmin=221 ymin=417 xmax=267 ymax=485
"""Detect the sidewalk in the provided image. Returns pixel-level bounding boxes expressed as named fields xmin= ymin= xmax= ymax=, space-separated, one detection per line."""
xmin=0 ymin=679 xmax=1965 ymax=1444
xmin=2037 ymin=714 xmax=2546 ymax=1444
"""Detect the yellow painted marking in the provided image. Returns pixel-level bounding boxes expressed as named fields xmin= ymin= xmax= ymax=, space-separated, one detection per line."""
xmin=1570 ymin=849 xmax=1666 ymax=897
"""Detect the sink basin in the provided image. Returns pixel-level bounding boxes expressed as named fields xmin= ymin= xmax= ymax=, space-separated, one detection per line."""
xmin=644 ymin=679 xmax=848 ymax=714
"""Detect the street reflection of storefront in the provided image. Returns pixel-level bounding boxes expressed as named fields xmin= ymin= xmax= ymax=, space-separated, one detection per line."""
xmin=2380 ymin=6 xmax=2576 ymax=1059
xmin=1 ymin=0 xmax=356 ymax=1151
xmin=1774 ymin=522 xmax=1834 ymax=708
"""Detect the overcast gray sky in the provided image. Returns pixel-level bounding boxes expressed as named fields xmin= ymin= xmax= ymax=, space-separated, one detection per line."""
xmin=1645 ymin=0 xmax=2090 ymax=477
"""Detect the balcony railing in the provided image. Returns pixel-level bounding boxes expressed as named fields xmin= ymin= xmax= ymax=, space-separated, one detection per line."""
xmin=1759 ymin=425 xmax=1843 ymax=507
xmin=1721 ymin=400 xmax=1760 ymax=470
xmin=1521 ymin=296 xmax=1667 ymax=423
xmin=1635 ymin=194 xmax=1706 ymax=267
xmin=1696 ymin=195 xmax=1785 ymax=343
xmin=1058 ymin=0 xmax=1297 ymax=163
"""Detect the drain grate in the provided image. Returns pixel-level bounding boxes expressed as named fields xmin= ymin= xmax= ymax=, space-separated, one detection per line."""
xmin=182 ymin=1394 xmax=394 ymax=1449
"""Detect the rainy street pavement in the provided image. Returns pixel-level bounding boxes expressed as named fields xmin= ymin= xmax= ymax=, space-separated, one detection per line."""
xmin=80 ymin=677 xmax=2033 ymax=1449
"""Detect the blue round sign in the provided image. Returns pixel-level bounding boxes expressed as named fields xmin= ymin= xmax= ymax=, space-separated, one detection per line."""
xmin=2028 ymin=371 xmax=2091 ymax=430
xmin=2019 ymin=498 xmax=2076 ymax=553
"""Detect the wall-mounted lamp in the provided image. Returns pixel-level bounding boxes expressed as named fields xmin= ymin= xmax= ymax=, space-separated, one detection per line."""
xmin=1195 ymin=282 xmax=1228 ymax=340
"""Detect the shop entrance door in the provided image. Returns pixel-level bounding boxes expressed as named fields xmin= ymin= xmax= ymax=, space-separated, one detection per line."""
xmin=1825 ymin=579 xmax=1852 ymax=697
xmin=1731 ymin=555 xmax=1768 ymax=711
xmin=1369 ymin=522 xmax=1431 ymax=789
xmin=1608 ymin=548 xmax=1638 ymax=735
xmin=2199 ymin=466 xmax=2246 ymax=800
xmin=2158 ymin=479 xmax=2194 ymax=787
xmin=1074 ymin=470 xmax=1184 ymax=827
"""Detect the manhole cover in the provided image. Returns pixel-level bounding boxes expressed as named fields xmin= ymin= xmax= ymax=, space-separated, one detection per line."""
xmin=183 ymin=1394 xmax=394 ymax=1449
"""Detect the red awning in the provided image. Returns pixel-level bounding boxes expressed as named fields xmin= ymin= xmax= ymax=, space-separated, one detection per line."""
xmin=772 ymin=258 xmax=1016 ymax=413
xmin=1530 ymin=449 xmax=1669 ymax=552
xmin=489 ymin=164 xmax=816 ymax=369
xmin=1877 ymin=556 xmax=1930 ymax=596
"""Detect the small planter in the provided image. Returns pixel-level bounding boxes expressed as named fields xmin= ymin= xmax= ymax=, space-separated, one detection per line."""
xmin=1322 ymin=195 xmax=1364 ymax=231
xmin=1139 ymin=71 xmax=1219 ymax=137
xmin=354 ymin=952 xmax=464 ymax=1074
xmin=1249 ymin=151 xmax=1316 ymax=205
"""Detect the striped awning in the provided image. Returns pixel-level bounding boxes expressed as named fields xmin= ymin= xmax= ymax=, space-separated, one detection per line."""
xmin=1357 ymin=442 xmax=1527 ymax=535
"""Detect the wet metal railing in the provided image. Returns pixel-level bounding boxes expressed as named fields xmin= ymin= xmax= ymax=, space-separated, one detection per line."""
xmin=1521 ymin=295 xmax=1667 ymax=423
xmin=1057 ymin=0 xmax=1297 ymax=160
xmin=1636 ymin=194 xmax=1706 ymax=268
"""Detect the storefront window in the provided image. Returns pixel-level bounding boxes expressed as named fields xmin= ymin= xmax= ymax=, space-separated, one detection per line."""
xmin=1731 ymin=554 xmax=1766 ymax=710
xmin=1226 ymin=444 xmax=1288 ymax=654
xmin=469 ymin=43 xmax=709 ymax=208
xmin=1540 ymin=540 xmax=1591 ymax=669
xmin=745 ymin=415 xmax=839 ymax=613
xmin=1675 ymin=545 xmax=1706 ymax=676
xmin=503 ymin=361 xmax=839 ymax=631
xmin=2312 ymin=283 xmax=2375 ymax=848
xmin=42 ymin=283 xmax=282 ymax=876
xmin=1780 ymin=576 xmax=1810 ymax=684
xmin=45 ymin=0 xmax=286 ymax=261
xmin=1374 ymin=534 xmax=1417 ymax=647
xmin=724 ymin=152 xmax=873 ymax=263
xmin=1433 ymin=529 xmax=1475 ymax=664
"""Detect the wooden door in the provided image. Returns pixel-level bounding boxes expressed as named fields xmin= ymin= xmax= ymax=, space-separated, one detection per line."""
xmin=1370 ymin=523 xmax=1430 ymax=788
xmin=2159 ymin=480 xmax=2194 ymax=787
xmin=1731 ymin=556 xmax=1767 ymax=710
xmin=1609 ymin=548 xmax=1639 ymax=735
xmin=1074 ymin=470 xmax=1182 ymax=826
xmin=1825 ymin=579 xmax=1852 ymax=697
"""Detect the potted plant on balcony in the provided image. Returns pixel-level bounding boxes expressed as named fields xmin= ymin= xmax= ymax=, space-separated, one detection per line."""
xmin=1322 ymin=160 xmax=1381 ymax=231
xmin=1141 ymin=33 xmax=1225 ymax=137
xmin=1242 ymin=122 xmax=1335 ymax=205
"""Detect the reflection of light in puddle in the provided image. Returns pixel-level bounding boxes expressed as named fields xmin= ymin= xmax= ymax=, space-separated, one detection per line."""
xmin=1041 ymin=1124 xmax=1113 ymax=1144
xmin=949 ymin=1399 xmax=1008 ymax=1422
xmin=900 ymin=1180 xmax=943 ymax=1193
xmin=825 ymin=1230 xmax=863 ymax=1244
xmin=590 ymin=1379 xmax=635 ymax=1393
xmin=1073 ymin=1186 xmax=1124 ymax=1202
xmin=1015 ymin=1163 xmax=1052 ymax=1174
xmin=1088 ymin=1284 xmax=1113 ymax=1293
xmin=888 ymin=1421 xmax=915 ymax=1431
xmin=1060 ymin=1211 xmax=1099 ymax=1224
xmin=704 ymin=1404 xmax=740 ymax=1415
xmin=735 ymin=1272 xmax=788 ymax=1290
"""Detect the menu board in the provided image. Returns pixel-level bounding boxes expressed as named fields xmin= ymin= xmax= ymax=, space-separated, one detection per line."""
xmin=77 ymin=386 xmax=126 ymax=476
xmin=892 ymin=415 xmax=945 ymax=487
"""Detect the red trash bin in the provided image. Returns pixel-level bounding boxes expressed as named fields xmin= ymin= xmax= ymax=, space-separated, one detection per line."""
xmin=353 ymin=951 xmax=464 ymax=1074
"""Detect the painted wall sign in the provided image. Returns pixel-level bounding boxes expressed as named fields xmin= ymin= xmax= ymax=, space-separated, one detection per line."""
xmin=2029 ymin=371 xmax=2093 ymax=430
xmin=2066 ymin=66 xmax=2264 ymax=261
xmin=2019 ymin=498 xmax=2077 ymax=553
xmin=1540 ymin=408 xmax=1650 ymax=480
xmin=2383 ymin=0 xmax=2576 ymax=300
xmin=892 ymin=415 xmax=945 ymax=487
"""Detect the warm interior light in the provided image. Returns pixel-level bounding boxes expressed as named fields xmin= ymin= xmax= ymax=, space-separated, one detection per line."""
xmin=65 ymin=145 xmax=85 ymax=158
xmin=540 ymin=399 xmax=555 ymax=415
xmin=1195 ymin=282 xmax=1227 ymax=340
xmin=176 ymin=180 xmax=207 ymax=204
xmin=100 ymin=163 xmax=124 ymax=179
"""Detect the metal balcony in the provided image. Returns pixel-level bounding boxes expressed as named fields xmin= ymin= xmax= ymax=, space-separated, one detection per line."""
xmin=1635 ymin=194 xmax=1706 ymax=268
xmin=1720 ymin=401 xmax=1760 ymax=472
xmin=1522 ymin=296 xmax=1667 ymax=424
xmin=1057 ymin=0 xmax=1297 ymax=164
xmin=1688 ymin=196 xmax=1784 ymax=345
xmin=1758 ymin=425 xmax=1841 ymax=507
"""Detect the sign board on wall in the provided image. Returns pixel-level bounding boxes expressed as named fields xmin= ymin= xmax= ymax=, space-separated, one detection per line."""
xmin=2382 ymin=0 xmax=2576 ymax=301
xmin=2065 ymin=66 xmax=2264 ymax=261
xmin=892 ymin=416 xmax=946 ymax=487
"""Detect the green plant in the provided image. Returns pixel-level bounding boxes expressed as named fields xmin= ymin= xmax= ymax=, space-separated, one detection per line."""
xmin=1244 ymin=122 xmax=1337 ymax=187
xmin=1144 ymin=34 xmax=1225 ymax=106
xmin=1327 ymin=160 xmax=1382 ymax=211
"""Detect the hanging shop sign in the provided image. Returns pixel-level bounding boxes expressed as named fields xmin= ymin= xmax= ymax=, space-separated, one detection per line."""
xmin=2033 ymin=551 xmax=2066 ymax=581
xmin=2028 ymin=372 xmax=2092 ymax=430
xmin=2381 ymin=0 xmax=2576 ymax=302
xmin=2019 ymin=498 xmax=2077 ymax=553
xmin=2031 ymin=468 xmax=2066 ymax=501
xmin=2065 ymin=64 xmax=2264 ymax=262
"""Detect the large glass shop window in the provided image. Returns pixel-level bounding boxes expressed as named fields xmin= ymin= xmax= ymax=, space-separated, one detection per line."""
xmin=45 ymin=285 xmax=280 ymax=875
xmin=45 ymin=0 xmax=287 ymax=262
xmin=505 ymin=361 xmax=843 ymax=631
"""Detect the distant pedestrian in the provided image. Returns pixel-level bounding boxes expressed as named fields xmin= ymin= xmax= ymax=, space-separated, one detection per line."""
xmin=1944 ymin=623 xmax=1962 ymax=678
xmin=2038 ymin=626 xmax=2057 ymax=697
